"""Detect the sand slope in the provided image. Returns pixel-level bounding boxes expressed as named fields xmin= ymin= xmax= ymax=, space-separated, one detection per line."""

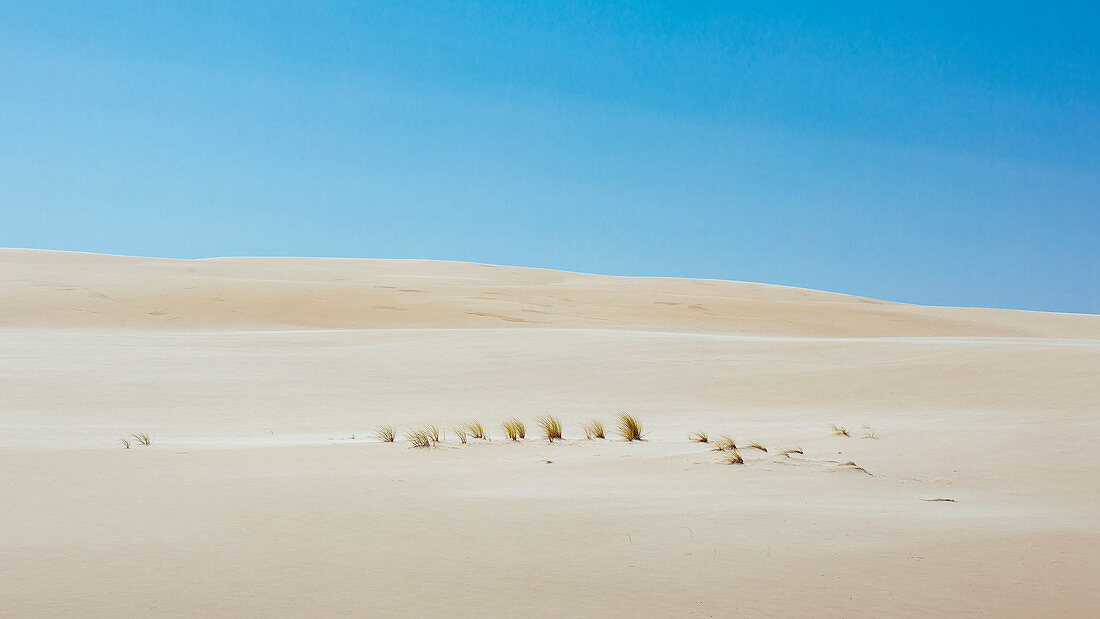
xmin=2 ymin=249 xmax=1098 ymax=617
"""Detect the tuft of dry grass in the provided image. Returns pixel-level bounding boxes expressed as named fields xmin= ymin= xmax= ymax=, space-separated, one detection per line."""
xmin=451 ymin=424 xmax=469 ymax=444
xmin=689 ymin=430 xmax=709 ymax=443
xmin=841 ymin=461 xmax=871 ymax=475
xmin=120 ymin=438 xmax=131 ymax=449
xmin=830 ymin=424 xmax=851 ymax=437
xmin=375 ymin=424 xmax=397 ymax=443
xmin=862 ymin=430 xmax=878 ymax=439
xmin=747 ymin=442 xmax=767 ymax=452
xmin=502 ymin=418 xmax=526 ymax=441
xmin=406 ymin=428 xmax=432 ymax=448
xmin=724 ymin=450 xmax=744 ymax=465
xmin=425 ymin=424 xmax=443 ymax=444
xmin=131 ymin=432 xmax=152 ymax=446
xmin=711 ymin=434 xmax=737 ymax=451
xmin=779 ymin=448 xmax=803 ymax=457
xmin=616 ymin=413 xmax=644 ymax=441
xmin=462 ymin=420 xmax=487 ymax=440
xmin=581 ymin=419 xmax=605 ymax=439
xmin=535 ymin=414 xmax=563 ymax=442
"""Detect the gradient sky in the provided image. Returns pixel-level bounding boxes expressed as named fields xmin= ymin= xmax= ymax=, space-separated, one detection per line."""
xmin=1 ymin=2 xmax=1097 ymax=313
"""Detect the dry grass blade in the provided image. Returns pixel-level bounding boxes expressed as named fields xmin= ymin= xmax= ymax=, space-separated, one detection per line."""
xmin=535 ymin=414 xmax=563 ymax=442
xmin=689 ymin=430 xmax=709 ymax=443
xmin=375 ymin=424 xmax=397 ymax=443
xmin=711 ymin=434 xmax=737 ymax=451
xmin=120 ymin=438 xmax=131 ymax=449
xmin=779 ymin=448 xmax=803 ymax=457
xmin=616 ymin=413 xmax=644 ymax=441
xmin=830 ymin=424 xmax=851 ymax=437
xmin=131 ymin=432 xmax=152 ymax=446
xmin=724 ymin=451 xmax=744 ymax=465
xmin=581 ymin=419 xmax=605 ymax=439
xmin=462 ymin=420 xmax=487 ymax=440
xmin=747 ymin=442 xmax=767 ymax=452
xmin=862 ymin=430 xmax=878 ymax=439
xmin=451 ymin=425 xmax=469 ymax=444
xmin=405 ymin=428 xmax=431 ymax=448
xmin=502 ymin=418 xmax=526 ymax=441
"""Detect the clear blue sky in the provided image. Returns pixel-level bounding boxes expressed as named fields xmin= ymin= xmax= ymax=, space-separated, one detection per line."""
xmin=2 ymin=2 xmax=1097 ymax=313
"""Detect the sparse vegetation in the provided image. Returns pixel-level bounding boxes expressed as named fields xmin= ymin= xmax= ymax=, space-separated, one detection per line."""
xmin=616 ymin=413 xmax=644 ymax=441
xmin=830 ymin=424 xmax=851 ymax=437
xmin=425 ymin=424 xmax=443 ymax=444
xmin=581 ymin=419 xmax=605 ymax=439
xmin=747 ymin=442 xmax=767 ymax=452
xmin=711 ymin=434 xmax=737 ymax=451
xmin=406 ymin=428 xmax=432 ymax=448
xmin=131 ymin=432 xmax=152 ymax=446
xmin=502 ymin=418 xmax=526 ymax=441
xmin=451 ymin=425 xmax=469 ymax=444
xmin=862 ymin=430 xmax=878 ymax=439
xmin=779 ymin=448 xmax=803 ymax=457
xmin=535 ymin=414 xmax=563 ymax=442
xmin=724 ymin=451 xmax=744 ymax=465
xmin=375 ymin=424 xmax=397 ymax=443
xmin=689 ymin=430 xmax=709 ymax=443
xmin=462 ymin=420 xmax=487 ymax=440
xmin=120 ymin=438 xmax=131 ymax=449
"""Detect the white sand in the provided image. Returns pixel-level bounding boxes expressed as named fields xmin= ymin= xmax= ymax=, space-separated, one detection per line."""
xmin=2 ymin=248 xmax=1098 ymax=616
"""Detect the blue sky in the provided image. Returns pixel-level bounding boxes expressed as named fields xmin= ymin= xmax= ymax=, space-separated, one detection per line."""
xmin=1 ymin=2 xmax=1097 ymax=313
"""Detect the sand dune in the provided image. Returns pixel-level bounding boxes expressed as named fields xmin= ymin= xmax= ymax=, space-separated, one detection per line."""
xmin=2 ymin=249 xmax=1098 ymax=616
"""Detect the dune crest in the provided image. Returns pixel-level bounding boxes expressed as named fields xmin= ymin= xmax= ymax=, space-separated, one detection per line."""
xmin=3 ymin=248 xmax=1096 ymax=337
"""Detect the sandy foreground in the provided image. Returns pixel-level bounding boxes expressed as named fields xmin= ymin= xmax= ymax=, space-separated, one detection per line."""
xmin=1 ymin=248 xmax=1098 ymax=617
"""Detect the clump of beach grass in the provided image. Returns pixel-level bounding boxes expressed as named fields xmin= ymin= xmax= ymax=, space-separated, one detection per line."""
xmin=425 ymin=424 xmax=443 ymax=444
xmin=779 ymin=448 xmax=803 ymax=457
xmin=132 ymin=432 xmax=152 ymax=446
xmin=862 ymin=430 xmax=878 ymax=439
xmin=616 ymin=413 xmax=644 ymax=441
xmin=535 ymin=414 xmax=563 ymax=442
xmin=581 ymin=419 xmax=605 ymax=439
xmin=689 ymin=430 xmax=709 ymax=443
xmin=451 ymin=424 xmax=469 ymax=444
xmin=747 ymin=442 xmax=767 ymax=452
xmin=711 ymin=434 xmax=737 ymax=451
xmin=724 ymin=451 xmax=744 ymax=465
xmin=462 ymin=420 xmax=487 ymax=440
xmin=406 ymin=428 xmax=432 ymax=448
xmin=502 ymin=418 xmax=526 ymax=441
xmin=120 ymin=438 xmax=131 ymax=449
xmin=375 ymin=424 xmax=397 ymax=443
xmin=830 ymin=424 xmax=851 ymax=437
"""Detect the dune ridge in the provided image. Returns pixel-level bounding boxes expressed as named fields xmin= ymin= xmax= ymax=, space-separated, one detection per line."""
xmin=3 ymin=248 xmax=1096 ymax=337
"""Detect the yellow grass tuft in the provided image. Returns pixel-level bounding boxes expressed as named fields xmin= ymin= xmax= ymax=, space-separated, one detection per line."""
xmin=689 ymin=430 xmax=709 ymax=443
xmin=724 ymin=451 xmax=744 ymax=465
xmin=131 ymin=432 xmax=152 ymax=446
xmin=581 ymin=419 xmax=605 ymax=439
xmin=451 ymin=424 xmax=469 ymax=444
xmin=405 ymin=428 xmax=432 ymax=448
xmin=425 ymin=424 xmax=443 ymax=444
xmin=375 ymin=424 xmax=397 ymax=443
xmin=120 ymin=438 xmax=131 ymax=449
xmin=711 ymin=434 xmax=737 ymax=451
xmin=462 ymin=420 xmax=487 ymax=440
xmin=616 ymin=413 xmax=644 ymax=441
xmin=535 ymin=414 xmax=563 ymax=442
xmin=830 ymin=424 xmax=851 ymax=437
xmin=747 ymin=442 xmax=767 ymax=452
xmin=502 ymin=418 xmax=526 ymax=441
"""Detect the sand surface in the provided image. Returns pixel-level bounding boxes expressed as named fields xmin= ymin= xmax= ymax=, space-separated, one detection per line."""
xmin=2 ymin=248 xmax=1098 ymax=616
